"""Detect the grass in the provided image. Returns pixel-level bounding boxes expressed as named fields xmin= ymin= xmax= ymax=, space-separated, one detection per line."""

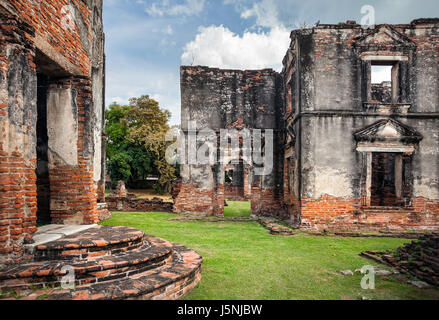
xmin=224 ymin=201 xmax=251 ymax=218
xmin=101 ymin=203 xmax=439 ymax=300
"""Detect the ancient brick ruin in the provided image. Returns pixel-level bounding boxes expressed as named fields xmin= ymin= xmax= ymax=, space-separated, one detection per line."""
xmin=0 ymin=0 xmax=106 ymax=266
xmin=175 ymin=67 xmax=285 ymax=218
xmin=175 ymin=19 xmax=439 ymax=232
xmin=0 ymin=225 xmax=202 ymax=300
xmin=362 ymin=233 xmax=439 ymax=287
xmin=0 ymin=2 xmax=203 ymax=300
xmin=106 ymin=181 xmax=173 ymax=213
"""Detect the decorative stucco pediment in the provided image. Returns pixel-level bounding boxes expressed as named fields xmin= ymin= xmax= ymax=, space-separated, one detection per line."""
xmin=355 ymin=25 xmax=416 ymax=49
xmin=354 ymin=119 xmax=423 ymax=144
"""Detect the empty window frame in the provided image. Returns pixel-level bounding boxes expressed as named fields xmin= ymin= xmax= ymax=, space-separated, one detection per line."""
xmin=370 ymin=61 xmax=400 ymax=103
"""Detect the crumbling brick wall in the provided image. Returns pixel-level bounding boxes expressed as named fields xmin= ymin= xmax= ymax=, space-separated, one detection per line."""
xmin=9 ymin=0 xmax=93 ymax=75
xmin=0 ymin=0 xmax=105 ymax=265
xmin=0 ymin=10 xmax=37 ymax=265
xmin=176 ymin=66 xmax=285 ymax=216
xmin=282 ymin=20 xmax=439 ymax=231
xmin=178 ymin=20 xmax=439 ymax=231
xmin=224 ymin=184 xmax=246 ymax=201
xmin=47 ymin=76 xmax=101 ymax=225
xmin=371 ymin=82 xmax=392 ymax=103
xmin=224 ymin=163 xmax=247 ymax=201
xmin=106 ymin=195 xmax=173 ymax=213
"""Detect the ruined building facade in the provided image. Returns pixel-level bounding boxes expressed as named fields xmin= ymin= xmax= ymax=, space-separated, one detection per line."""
xmin=0 ymin=0 xmax=105 ymax=265
xmin=175 ymin=68 xmax=285 ymax=217
xmin=175 ymin=19 xmax=439 ymax=232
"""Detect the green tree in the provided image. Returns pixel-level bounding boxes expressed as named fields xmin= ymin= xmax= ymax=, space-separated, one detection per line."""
xmin=105 ymin=96 xmax=177 ymax=192
xmin=123 ymin=95 xmax=176 ymax=192
xmin=105 ymin=103 xmax=130 ymax=160
xmin=106 ymin=103 xmax=158 ymax=188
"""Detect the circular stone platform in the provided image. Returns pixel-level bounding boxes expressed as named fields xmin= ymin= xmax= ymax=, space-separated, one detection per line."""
xmin=0 ymin=225 xmax=202 ymax=300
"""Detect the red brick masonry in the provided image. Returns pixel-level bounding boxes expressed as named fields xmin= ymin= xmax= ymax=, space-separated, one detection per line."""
xmin=0 ymin=1 xmax=104 ymax=265
xmin=299 ymin=195 xmax=439 ymax=231
xmin=0 ymin=225 xmax=202 ymax=300
xmin=361 ymin=233 xmax=439 ymax=286
xmin=106 ymin=195 xmax=173 ymax=213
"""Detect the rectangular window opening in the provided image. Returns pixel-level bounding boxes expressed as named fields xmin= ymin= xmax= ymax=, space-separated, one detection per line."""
xmin=370 ymin=62 xmax=399 ymax=103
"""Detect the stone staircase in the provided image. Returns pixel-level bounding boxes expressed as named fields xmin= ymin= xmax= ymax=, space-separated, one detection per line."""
xmin=0 ymin=225 xmax=202 ymax=300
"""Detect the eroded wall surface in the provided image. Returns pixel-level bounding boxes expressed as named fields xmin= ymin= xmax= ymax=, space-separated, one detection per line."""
xmin=0 ymin=0 xmax=105 ymax=265
xmin=282 ymin=20 xmax=439 ymax=231
xmin=176 ymin=66 xmax=285 ymax=217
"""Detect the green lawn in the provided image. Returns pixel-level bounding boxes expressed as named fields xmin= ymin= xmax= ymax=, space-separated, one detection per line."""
xmin=101 ymin=203 xmax=439 ymax=300
xmin=224 ymin=201 xmax=251 ymax=218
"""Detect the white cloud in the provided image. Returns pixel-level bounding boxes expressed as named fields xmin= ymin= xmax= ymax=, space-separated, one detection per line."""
xmin=224 ymin=0 xmax=439 ymax=29
xmin=372 ymin=66 xmax=392 ymax=84
xmin=146 ymin=0 xmax=206 ymax=17
xmin=181 ymin=25 xmax=290 ymax=71
xmin=109 ymin=96 xmax=129 ymax=106
xmin=239 ymin=0 xmax=282 ymax=28
xmin=106 ymin=62 xmax=181 ymax=125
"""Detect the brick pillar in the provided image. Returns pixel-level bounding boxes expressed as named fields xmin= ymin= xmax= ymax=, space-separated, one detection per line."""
xmin=251 ymin=181 xmax=261 ymax=216
xmin=360 ymin=152 xmax=372 ymax=207
xmin=47 ymin=77 xmax=98 ymax=225
xmin=283 ymin=158 xmax=290 ymax=201
xmin=96 ymin=182 xmax=106 ymax=203
xmin=214 ymin=184 xmax=225 ymax=216
xmin=0 ymin=13 xmax=38 ymax=265
xmin=243 ymin=166 xmax=251 ymax=200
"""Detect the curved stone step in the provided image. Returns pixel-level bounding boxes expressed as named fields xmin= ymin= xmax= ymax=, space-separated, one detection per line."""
xmin=0 ymin=236 xmax=173 ymax=291
xmin=3 ymin=244 xmax=202 ymax=300
xmin=33 ymin=225 xmax=145 ymax=261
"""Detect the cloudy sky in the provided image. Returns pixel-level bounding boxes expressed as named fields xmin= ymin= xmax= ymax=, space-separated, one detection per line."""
xmin=103 ymin=0 xmax=438 ymax=125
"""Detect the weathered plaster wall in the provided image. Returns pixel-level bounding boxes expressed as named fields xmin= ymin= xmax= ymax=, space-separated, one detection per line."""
xmin=180 ymin=66 xmax=282 ymax=132
xmin=0 ymin=7 xmax=38 ymax=265
xmin=283 ymin=20 xmax=439 ymax=231
xmin=89 ymin=1 xmax=106 ymax=201
xmin=407 ymin=118 xmax=439 ymax=200
xmin=92 ymin=69 xmax=103 ymax=183
xmin=309 ymin=28 xmax=363 ymax=111
xmin=299 ymin=116 xmax=439 ymax=199
xmin=406 ymin=20 xmax=439 ymax=113
xmin=47 ymin=87 xmax=78 ymax=166
xmin=298 ymin=116 xmax=439 ymax=231
xmin=176 ymin=66 xmax=285 ymax=216
xmin=176 ymin=20 xmax=439 ymax=230
xmin=0 ymin=0 xmax=105 ymax=265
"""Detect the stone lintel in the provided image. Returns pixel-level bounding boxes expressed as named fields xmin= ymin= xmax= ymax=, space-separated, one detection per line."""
xmin=361 ymin=55 xmax=409 ymax=61
xmin=356 ymin=145 xmax=415 ymax=154
xmin=35 ymin=33 xmax=83 ymax=77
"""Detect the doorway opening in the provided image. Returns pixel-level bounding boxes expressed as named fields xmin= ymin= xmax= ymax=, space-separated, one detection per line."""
xmin=371 ymin=152 xmax=403 ymax=207
xmin=36 ymin=73 xmax=51 ymax=225
xmin=224 ymin=164 xmax=246 ymax=201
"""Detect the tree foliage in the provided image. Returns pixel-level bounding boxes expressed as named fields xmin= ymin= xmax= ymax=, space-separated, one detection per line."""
xmin=105 ymin=96 xmax=177 ymax=192
xmin=124 ymin=95 xmax=176 ymax=191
